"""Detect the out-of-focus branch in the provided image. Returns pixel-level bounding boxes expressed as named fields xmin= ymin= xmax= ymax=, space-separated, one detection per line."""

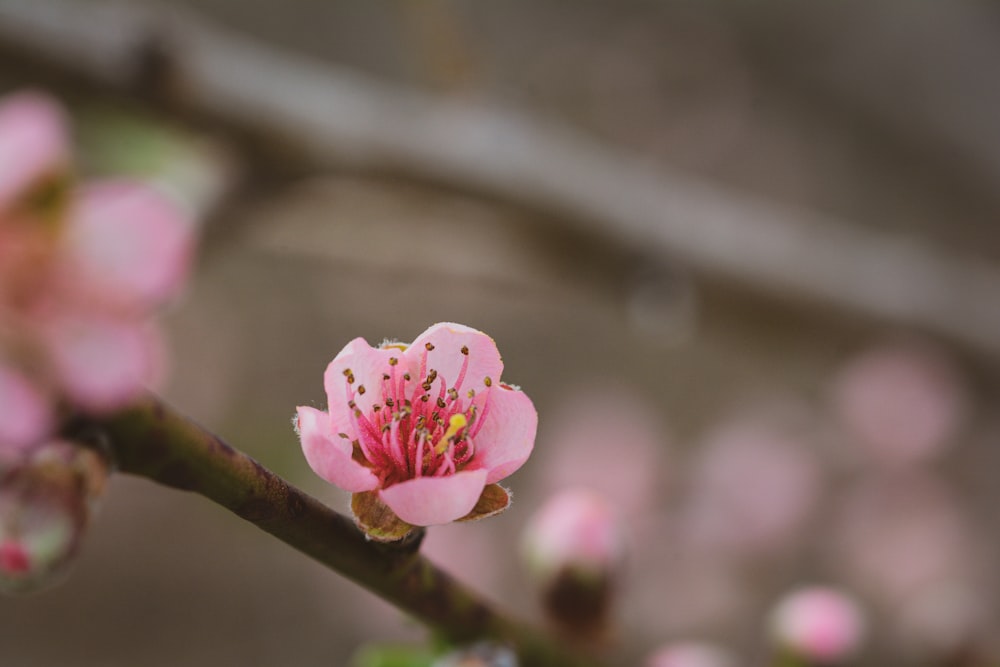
xmin=3 ymin=0 xmax=1000 ymax=358
xmin=78 ymin=395 xmax=597 ymax=667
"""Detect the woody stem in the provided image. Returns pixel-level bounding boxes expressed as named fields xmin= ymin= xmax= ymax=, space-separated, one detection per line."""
xmin=74 ymin=394 xmax=600 ymax=667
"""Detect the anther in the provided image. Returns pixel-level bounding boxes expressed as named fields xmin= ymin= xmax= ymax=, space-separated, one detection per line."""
xmin=420 ymin=394 xmax=430 ymax=402
xmin=437 ymin=397 xmax=446 ymax=408
xmin=382 ymin=373 xmax=390 ymax=381
xmin=422 ymin=382 xmax=432 ymax=391
xmin=385 ymin=397 xmax=395 ymax=407
xmin=460 ymin=345 xmax=469 ymax=355
xmin=346 ymin=373 xmax=355 ymax=384
xmin=357 ymin=385 xmax=366 ymax=395
xmin=447 ymin=388 xmax=458 ymax=400
xmin=425 ymin=342 xmax=435 ymax=351
xmin=388 ymin=357 xmax=398 ymax=366
xmin=484 ymin=377 xmax=493 ymax=387
xmin=427 ymin=370 xmax=438 ymax=382
xmin=467 ymin=389 xmax=476 ymax=399
xmin=372 ymin=404 xmax=381 ymax=412
xmin=403 ymin=373 xmax=411 ymax=381
xmin=338 ymin=433 xmax=349 ymax=439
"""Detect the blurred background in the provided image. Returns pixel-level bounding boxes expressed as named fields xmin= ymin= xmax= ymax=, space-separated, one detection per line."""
xmin=1 ymin=1 xmax=999 ymax=664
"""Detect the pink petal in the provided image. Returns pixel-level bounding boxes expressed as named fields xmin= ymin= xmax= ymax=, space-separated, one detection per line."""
xmin=296 ymin=406 xmax=378 ymax=492
xmin=379 ymin=469 xmax=488 ymax=526
xmin=43 ymin=313 xmax=162 ymax=413
xmin=0 ymin=366 xmax=52 ymax=454
xmin=467 ymin=384 xmax=537 ymax=484
xmin=323 ymin=337 xmax=414 ymax=438
xmin=408 ymin=323 xmax=503 ymax=394
xmin=65 ymin=181 xmax=193 ymax=309
xmin=0 ymin=91 xmax=68 ymax=211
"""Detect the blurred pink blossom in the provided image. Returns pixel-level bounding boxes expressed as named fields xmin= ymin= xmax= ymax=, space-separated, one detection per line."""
xmin=830 ymin=341 xmax=967 ymax=468
xmin=521 ymin=488 xmax=622 ymax=583
xmin=41 ymin=312 xmax=164 ymax=413
xmin=296 ymin=322 xmax=536 ymax=527
xmin=830 ymin=474 xmax=976 ymax=606
xmin=59 ymin=180 xmax=193 ymax=311
xmin=680 ymin=419 xmax=822 ymax=557
xmin=0 ymin=89 xmax=195 ymax=451
xmin=0 ymin=91 xmax=68 ymax=210
xmin=645 ymin=641 xmax=736 ymax=667
xmin=0 ymin=365 xmax=52 ymax=458
xmin=768 ymin=586 xmax=866 ymax=662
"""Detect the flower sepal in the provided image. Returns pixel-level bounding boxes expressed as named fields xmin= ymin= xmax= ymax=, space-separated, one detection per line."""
xmin=351 ymin=491 xmax=416 ymax=543
xmin=456 ymin=483 xmax=511 ymax=523
xmin=352 ymin=483 xmax=512 ymax=543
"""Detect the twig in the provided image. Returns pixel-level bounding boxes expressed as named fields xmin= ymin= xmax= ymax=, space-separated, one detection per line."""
xmin=78 ymin=395 xmax=598 ymax=667
xmin=2 ymin=0 xmax=1000 ymax=358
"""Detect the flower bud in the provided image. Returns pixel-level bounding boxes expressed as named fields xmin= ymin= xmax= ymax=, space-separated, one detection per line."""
xmin=521 ymin=489 xmax=623 ymax=640
xmin=0 ymin=439 xmax=108 ymax=593
xmin=768 ymin=586 xmax=866 ymax=664
xmin=645 ymin=641 xmax=736 ymax=667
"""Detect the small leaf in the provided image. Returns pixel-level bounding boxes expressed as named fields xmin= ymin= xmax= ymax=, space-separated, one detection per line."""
xmin=457 ymin=484 xmax=511 ymax=522
xmin=351 ymin=491 xmax=415 ymax=542
xmin=351 ymin=644 xmax=436 ymax=667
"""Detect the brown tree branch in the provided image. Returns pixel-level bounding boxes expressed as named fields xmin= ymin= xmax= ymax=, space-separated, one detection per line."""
xmin=78 ymin=395 xmax=598 ymax=667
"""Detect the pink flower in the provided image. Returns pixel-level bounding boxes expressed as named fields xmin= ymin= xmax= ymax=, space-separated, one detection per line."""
xmin=769 ymin=586 xmax=866 ymax=662
xmin=296 ymin=322 xmax=536 ymax=529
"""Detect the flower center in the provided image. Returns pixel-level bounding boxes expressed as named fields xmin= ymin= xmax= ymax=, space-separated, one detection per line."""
xmin=340 ymin=341 xmax=494 ymax=487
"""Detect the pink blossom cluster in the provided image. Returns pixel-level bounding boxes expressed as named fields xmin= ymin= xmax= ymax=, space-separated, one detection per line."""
xmin=0 ymin=90 xmax=194 ymax=461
